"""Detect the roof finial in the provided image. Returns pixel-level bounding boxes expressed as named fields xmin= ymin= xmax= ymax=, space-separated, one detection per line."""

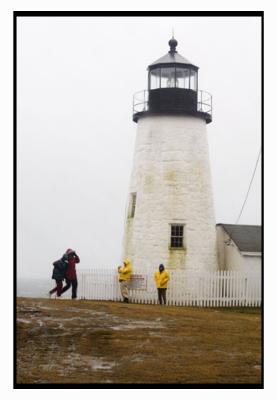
xmin=168 ymin=34 xmax=178 ymax=54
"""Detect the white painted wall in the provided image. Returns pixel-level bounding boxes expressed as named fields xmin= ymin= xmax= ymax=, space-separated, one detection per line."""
xmin=122 ymin=114 xmax=218 ymax=274
xmin=216 ymin=225 xmax=261 ymax=274
xmin=217 ymin=226 xmax=243 ymax=271
xmin=242 ymin=255 xmax=261 ymax=274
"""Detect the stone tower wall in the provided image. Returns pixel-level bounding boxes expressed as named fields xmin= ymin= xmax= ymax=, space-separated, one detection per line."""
xmin=122 ymin=114 xmax=218 ymax=273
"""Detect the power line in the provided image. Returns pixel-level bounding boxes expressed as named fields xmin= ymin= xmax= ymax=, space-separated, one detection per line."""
xmin=225 ymin=147 xmax=261 ymax=246
xmin=235 ymin=147 xmax=261 ymax=225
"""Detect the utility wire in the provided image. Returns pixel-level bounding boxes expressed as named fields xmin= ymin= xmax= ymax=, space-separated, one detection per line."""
xmin=225 ymin=147 xmax=261 ymax=246
xmin=235 ymin=147 xmax=261 ymax=225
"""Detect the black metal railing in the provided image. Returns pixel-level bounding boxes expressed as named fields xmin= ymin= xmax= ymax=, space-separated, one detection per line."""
xmin=133 ymin=90 xmax=149 ymax=114
xmin=133 ymin=89 xmax=212 ymax=119
xmin=197 ymin=90 xmax=212 ymax=115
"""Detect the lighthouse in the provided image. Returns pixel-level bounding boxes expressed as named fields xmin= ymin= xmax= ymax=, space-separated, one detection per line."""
xmin=122 ymin=37 xmax=218 ymax=274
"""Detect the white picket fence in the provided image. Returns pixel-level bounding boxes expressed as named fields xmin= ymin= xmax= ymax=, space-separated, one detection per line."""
xmin=75 ymin=269 xmax=261 ymax=307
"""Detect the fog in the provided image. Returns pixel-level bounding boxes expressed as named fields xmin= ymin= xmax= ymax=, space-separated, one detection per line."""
xmin=17 ymin=16 xmax=261 ymax=279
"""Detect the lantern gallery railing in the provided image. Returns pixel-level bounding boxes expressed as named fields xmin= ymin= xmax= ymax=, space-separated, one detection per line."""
xmin=133 ymin=90 xmax=149 ymax=114
xmin=133 ymin=89 xmax=212 ymax=118
xmin=197 ymin=90 xmax=212 ymax=115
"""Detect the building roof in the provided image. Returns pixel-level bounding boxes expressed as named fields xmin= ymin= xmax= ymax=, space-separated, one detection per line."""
xmin=148 ymin=36 xmax=197 ymax=69
xmin=217 ymin=224 xmax=262 ymax=253
xmin=149 ymin=52 xmax=195 ymax=67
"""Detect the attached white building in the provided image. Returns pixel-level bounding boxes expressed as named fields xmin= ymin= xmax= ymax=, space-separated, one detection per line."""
xmin=216 ymin=224 xmax=262 ymax=274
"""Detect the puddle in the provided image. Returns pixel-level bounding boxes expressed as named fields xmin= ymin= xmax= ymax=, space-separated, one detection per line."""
xmin=17 ymin=318 xmax=31 ymax=324
xmin=130 ymin=355 xmax=144 ymax=362
xmin=34 ymin=379 xmax=49 ymax=383
xmin=90 ymin=358 xmax=116 ymax=371
xmin=58 ymin=317 xmax=88 ymax=322
xmin=43 ymin=331 xmax=79 ymax=337
xmin=39 ymin=306 xmax=60 ymax=311
xmin=41 ymin=316 xmax=92 ymax=325
xmin=62 ymin=353 xmax=116 ymax=372
xmin=19 ymin=309 xmax=41 ymax=314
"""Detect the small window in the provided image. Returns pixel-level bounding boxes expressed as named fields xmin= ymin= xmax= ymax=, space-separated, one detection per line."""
xmin=170 ymin=224 xmax=184 ymax=248
xmin=129 ymin=193 xmax=136 ymax=218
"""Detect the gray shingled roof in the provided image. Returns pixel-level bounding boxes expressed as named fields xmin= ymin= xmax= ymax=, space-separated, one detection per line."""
xmin=218 ymin=224 xmax=262 ymax=253
xmin=149 ymin=52 xmax=195 ymax=67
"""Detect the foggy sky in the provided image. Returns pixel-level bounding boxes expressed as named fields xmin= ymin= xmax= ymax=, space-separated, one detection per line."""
xmin=17 ymin=16 xmax=261 ymax=279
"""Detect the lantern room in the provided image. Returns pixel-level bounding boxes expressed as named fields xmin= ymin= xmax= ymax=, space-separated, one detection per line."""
xmin=133 ymin=37 xmax=212 ymax=124
xmin=148 ymin=37 xmax=198 ymax=91
xmin=149 ymin=66 xmax=198 ymax=90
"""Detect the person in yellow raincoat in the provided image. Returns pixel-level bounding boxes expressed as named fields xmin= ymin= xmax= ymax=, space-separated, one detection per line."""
xmin=118 ymin=259 xmax=133 ymax=303
xmin=154 ymin=264 xmax=170 ymax=305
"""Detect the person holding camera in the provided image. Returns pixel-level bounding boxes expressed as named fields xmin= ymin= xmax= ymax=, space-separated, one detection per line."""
xmin=61 ymin=248 xmax=80 ymax=299
xmin=118 ymin=259 xmax=133 ymax=303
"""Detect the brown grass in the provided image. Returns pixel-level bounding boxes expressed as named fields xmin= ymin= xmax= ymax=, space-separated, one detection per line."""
xmin=16 ymin=297 xmax=262 ymax=384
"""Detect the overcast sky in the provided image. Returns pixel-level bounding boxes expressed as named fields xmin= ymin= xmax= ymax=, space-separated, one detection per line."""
xmin=17 ymin=16 xmax=261 ymax=279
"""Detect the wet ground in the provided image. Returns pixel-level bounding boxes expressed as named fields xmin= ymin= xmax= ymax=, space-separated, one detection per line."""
xmin=16 ymin=297 xmax=262 ymax=385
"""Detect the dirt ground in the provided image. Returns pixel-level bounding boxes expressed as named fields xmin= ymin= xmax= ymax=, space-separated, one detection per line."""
xmin=16 ymin=297 xmax=262 ymax=385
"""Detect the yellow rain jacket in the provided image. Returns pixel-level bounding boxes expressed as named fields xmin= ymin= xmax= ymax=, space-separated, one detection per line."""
xmin=154 ymin=269 xmax=170 ymax=289
xmin=118 ymin=259 xmax=133 ymax=281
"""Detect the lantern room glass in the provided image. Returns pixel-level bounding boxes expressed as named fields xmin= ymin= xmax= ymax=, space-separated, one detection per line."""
xmin=150 ymin=68 xmax=160 ymax=89
xmin=161 ymin=67 xmax=176 ymax=88
xmin=149 ymin=67 xmax=197 ymax=91
xmin=176 ymin=68 xmax=190 ymax=89
xmin=190 ymin=70 xmax=197 ymax=91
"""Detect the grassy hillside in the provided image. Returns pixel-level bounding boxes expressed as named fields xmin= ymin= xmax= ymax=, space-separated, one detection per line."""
xmin=16 ymin=297 xmax=261 ymax=385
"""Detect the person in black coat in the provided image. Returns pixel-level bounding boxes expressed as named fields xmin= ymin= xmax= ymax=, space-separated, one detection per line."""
xmin=49 ymin=253 xmax=68 ymax=298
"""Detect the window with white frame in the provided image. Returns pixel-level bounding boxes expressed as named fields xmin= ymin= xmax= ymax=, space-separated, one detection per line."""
xmin=170 ymin=224 xmax=184 ymax=248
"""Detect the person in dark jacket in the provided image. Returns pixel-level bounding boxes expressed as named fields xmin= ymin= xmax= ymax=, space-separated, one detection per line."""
xmin=61 ymin=248 xmax=80 ymax=299
xmin=49 ymin=253 xmax=68 ymax=298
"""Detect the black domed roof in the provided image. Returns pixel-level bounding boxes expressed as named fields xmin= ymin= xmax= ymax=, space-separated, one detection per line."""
xmin=148 ymin=37 xmax=198 ymax=70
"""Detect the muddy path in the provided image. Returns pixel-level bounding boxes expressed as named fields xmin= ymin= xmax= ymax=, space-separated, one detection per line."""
xmin=16 ymin=297 xmax=262 ymax=384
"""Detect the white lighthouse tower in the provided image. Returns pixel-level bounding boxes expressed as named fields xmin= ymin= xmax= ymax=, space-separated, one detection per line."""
xmin=122 ymin=37 xmax=218 ymax=274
